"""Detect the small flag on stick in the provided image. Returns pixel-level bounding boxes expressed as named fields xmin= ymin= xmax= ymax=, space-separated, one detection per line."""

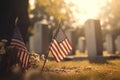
xmin=49 ymin=27 xmax=72 ymax=62
xmin=9 ymin=27 xmax=30 ymax=69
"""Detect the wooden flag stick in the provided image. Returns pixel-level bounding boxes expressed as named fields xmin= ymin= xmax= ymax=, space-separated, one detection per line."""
xmin=40 ymin=50 xmax=49 ymax=73
xmin=40 ymin=17 xmax=62 ymax=74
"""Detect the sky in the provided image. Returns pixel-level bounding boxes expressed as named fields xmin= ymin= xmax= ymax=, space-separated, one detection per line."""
xmin=29 ymin=0 xmax=112 ymax=26
xmin=64 ymin=0 xmax=112 ymax=26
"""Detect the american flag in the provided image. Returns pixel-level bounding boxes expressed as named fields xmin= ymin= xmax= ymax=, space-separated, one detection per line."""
xmin=49 ymin=27 xmax=72 ymax=62
xmin=9 ymin=27 xmax=30 ymax=69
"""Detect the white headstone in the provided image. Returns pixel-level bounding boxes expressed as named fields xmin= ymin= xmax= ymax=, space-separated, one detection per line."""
xmin=77 ymin=37 xmax=85 ymax=52
xmin=115 ymin=35 xmax=120 ymax=53
xmin=105 ymin=34 xmax=115 ymax=54
xmin=84 ymin=19 xmax=103 ymax=57
xmin=29 ymin=21 xmax=49 ymax=54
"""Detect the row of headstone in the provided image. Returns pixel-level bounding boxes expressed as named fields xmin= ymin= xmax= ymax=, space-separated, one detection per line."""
xmin=83 ymin=19 xmax=120 ymax=55
xmin=30 ymin=19 xmax=120 ymax=58
xmin=68 ymin=19 xmax=120 ymax=56
xmin=104 ymin=34 xmax=120 ymax=54
xmin=29 ymin=19 xmax=104 ymax=58
xmin=29 ymin=21 xmax=80 ymax=55
xmin=75 ymin=20 xmax=120 ymax=55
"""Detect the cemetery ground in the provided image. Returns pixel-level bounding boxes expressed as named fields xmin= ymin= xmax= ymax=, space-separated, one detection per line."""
xmin=1 ymin=51 xmax=120 ymax=80
xmin=24 ymin=51 xmax=120 ymax=80
xmin=38 ymin=59 xmax=120 ymax=80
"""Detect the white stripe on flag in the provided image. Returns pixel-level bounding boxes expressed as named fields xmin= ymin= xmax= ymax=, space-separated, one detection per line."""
xmin=50 ymin=47 xmax=60 ymax=62
xmin=59 ymin=43 xmax=68 ymax=55
xmin=65 ymin=39 xmax=72 ymax=50
xmin=51 ymin=42 xmax=63 ymax=60
xmin=53 ymin=40 xmax=66 ymax=58
xmin=25 ymin=54 xmax=29 ymax=68
xmin=63 ymin=40 xmax=70 ymax=52
xmin=23 ymin=51 xmax=27 ymax=68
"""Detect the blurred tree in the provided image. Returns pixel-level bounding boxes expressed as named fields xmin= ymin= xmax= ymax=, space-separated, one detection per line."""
xmin=110 ymin=0 xmax=120 ymax=29
xmin=99 ymin=0 xmax=120 ymax=39
xmin=30 ymin=0 xmax=73 ymax=29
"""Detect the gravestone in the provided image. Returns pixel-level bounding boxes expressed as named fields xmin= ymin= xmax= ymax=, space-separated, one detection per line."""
xmin=29 ymin=20 xmax=49 ymax=54
xmin=115 ymin=35 xmax=120 ymax=53
xmin=103 ymin=41 xmax=107 ymax=51
xmin=84 ymin=19 xmax=103 ymax=57
xmin=105 ymin=34 xmax=115 ymax=54
xmin=77 ymin=37 xmax=85 ymax=52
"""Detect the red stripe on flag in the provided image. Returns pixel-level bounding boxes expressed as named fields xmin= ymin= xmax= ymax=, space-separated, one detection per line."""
xmin=11 ymin=39 xmax=27 ymax=50
xmin=64 ymin=40 xmax=71 ymax=52
xmin=61 ymin=42 xmax=69 ymax=55
xmin=11 ymin=42 xmax=27 ymax=50
xmin=51 ymin=42 xmax=63 ymax=60
xmin=65 ymin=39 xmax=72 ymax=50
xmin=53 ymin=43 xmax=64 ymax=59
xmin=22 ymin=51 xmax=27 ymax=68
xmin=59 ymin=43 xmax=68 ymax=55
xmin=12 ymin=39 xmax=26 ymax=46
xmin=62 ymin=40 xmax=70 ymax=52
xmin=50 ymin=46 xmax=60 ymax=62
xmin=53 ymin=40 xmax=66 ymax=58
xmin=25 ymin=54 xmax=29 ymax=68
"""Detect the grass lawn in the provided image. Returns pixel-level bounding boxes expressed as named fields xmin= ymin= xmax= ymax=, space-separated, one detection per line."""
xmin=36 ymin=58 xmax=120 ymax=80
xmin=1 ymin=51 xmax=120 ymax=80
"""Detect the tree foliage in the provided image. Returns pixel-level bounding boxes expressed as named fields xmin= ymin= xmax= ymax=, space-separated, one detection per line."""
xmin=102 ymin=0 xmax=120 ymax=29
xmin=30 ymin=0 xmax=72 ymax=27
xmin=99 ymin=0 xmax=120 ymax=37
xmin=110 ymin=0 xmax=120 ymax=29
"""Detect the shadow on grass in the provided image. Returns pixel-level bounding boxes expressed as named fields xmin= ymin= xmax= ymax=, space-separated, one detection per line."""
xmin=88 ymin=59 xmax=109 ymax=64
xmin=64 ymin=55 xmax=120 ymax=64
xmin=88 ymin=56 xmax=120 ymax=64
